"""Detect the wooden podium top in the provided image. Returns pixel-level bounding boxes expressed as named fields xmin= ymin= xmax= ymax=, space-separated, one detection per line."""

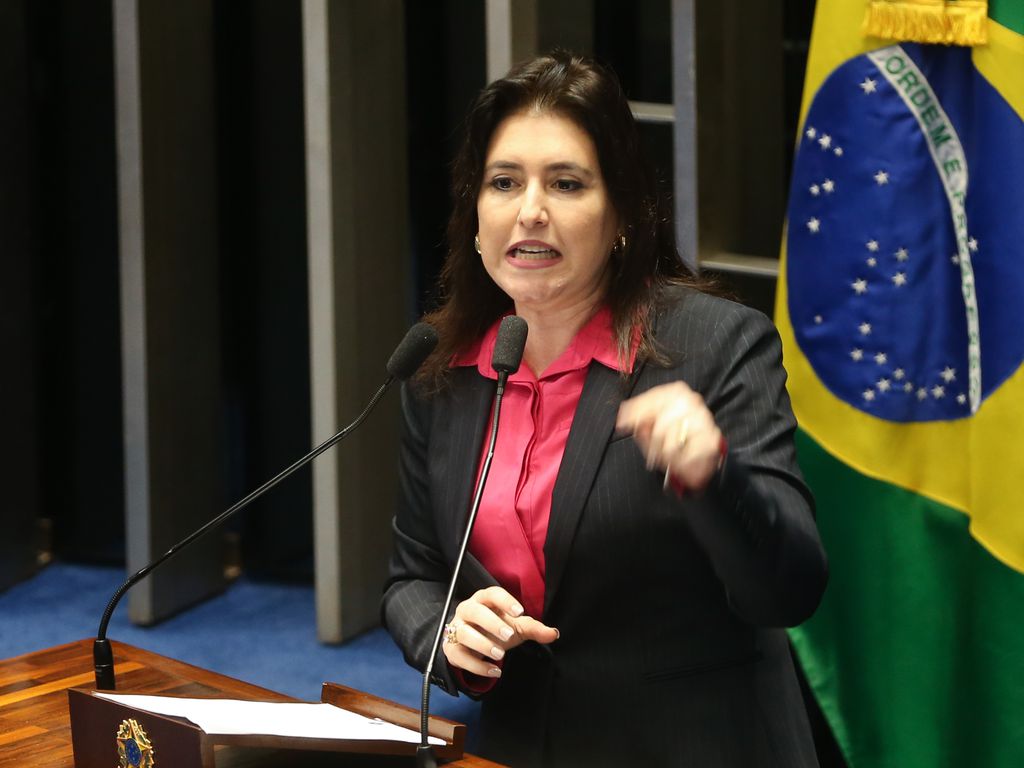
xmin=0 ymin=639 xmax=500 ymax=767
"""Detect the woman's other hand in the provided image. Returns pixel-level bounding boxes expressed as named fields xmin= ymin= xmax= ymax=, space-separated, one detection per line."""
xmin=617 ymin=381 xmax=724 ymax=494
xmin=443 ymin=586 xmax=559 ymax=678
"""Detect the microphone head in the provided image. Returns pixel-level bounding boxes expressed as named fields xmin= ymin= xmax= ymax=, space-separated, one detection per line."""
xmin=386 ymin=323 xmax=439 ymax=380
xmin=492 ymin=315 xmax=528 ymax=375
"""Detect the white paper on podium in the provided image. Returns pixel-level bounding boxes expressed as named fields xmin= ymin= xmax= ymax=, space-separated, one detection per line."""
xmin=95 ymin=693 xmax=444 ymax=746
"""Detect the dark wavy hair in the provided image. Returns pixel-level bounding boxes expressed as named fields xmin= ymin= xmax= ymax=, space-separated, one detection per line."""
xmin=417 ymin=51 xmax=696 ymax=390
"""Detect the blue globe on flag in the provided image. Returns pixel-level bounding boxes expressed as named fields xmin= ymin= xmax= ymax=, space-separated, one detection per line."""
xmin=786 ymin=43 xmax=1024 ymax=423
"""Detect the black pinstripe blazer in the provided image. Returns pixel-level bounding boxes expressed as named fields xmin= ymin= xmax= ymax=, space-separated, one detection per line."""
xmin=383 ymin=286 xmax=828 ymax=767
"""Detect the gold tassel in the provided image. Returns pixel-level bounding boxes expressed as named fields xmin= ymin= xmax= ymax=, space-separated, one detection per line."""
xmin=945 ymin=3 xmax=989 ymax=45
xmin=863 ymin=0 xmax=989 ymax=47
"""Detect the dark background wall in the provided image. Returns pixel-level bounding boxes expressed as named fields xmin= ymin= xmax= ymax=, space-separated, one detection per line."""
xmin=0 ymin=0 xmax=44 ymax=589
xmin=212 ymin=0 xmax=311 ymax=581
xmin=2 ymin=1 xmax=123 ymax=573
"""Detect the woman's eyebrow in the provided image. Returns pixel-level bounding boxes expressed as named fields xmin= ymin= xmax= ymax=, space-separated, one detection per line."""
xmin=483 ymin=160 xmax=595 ymax=179
xmin=483 ymin=160 xmax=522 ymax=173
xmin=547 ymin=161 xmax=594 ymax=179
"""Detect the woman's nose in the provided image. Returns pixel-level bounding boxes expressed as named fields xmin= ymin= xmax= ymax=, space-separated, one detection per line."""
xmin=517 ymin=184 xmax=548 ymax=227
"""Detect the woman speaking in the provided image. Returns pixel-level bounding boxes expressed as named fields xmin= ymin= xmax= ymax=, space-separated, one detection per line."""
xmin=383 ymin=51 xmax=828 ymax=767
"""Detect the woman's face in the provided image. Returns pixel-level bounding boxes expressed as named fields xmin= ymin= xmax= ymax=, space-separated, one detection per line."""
xmin=476 ymin=110 xmax=619 ymax=318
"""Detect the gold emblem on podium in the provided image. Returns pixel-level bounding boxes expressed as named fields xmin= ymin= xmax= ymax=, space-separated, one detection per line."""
xmin=116 ymin=718 xmax=155 ymax=768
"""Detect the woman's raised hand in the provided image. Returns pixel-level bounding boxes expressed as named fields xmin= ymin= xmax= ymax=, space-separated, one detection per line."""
xmin=617 ymin=381 xmax=724 ymax=493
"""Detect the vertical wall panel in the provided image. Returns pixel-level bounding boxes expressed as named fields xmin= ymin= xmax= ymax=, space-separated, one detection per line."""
xmin=673 ymin=0 xmax=699 ymax=270
xmin=114 ymin=0 xmax=224 ymax=624
xmin=304 ymin=0 xmax=410 ymax=642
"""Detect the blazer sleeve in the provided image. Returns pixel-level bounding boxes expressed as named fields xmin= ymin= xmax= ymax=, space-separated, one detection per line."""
xmin=380 ymin=383 xmax=462 ymax=695
xmin=663 ymin=295 xmax=828 ymax=627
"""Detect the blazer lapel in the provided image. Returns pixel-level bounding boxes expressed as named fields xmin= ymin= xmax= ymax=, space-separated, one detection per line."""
xmin=543 ymin=363 xmax=634 ymax=615
xmin=438 ymin=369 xmax=499 ymax=591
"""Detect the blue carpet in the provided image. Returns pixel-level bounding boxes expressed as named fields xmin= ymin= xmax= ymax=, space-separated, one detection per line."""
xmin=0 ymin=563 xmax=480 ymax=731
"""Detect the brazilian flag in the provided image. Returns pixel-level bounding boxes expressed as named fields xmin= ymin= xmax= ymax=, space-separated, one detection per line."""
xmin=776 ymin=1 xmax=1024 ymax=765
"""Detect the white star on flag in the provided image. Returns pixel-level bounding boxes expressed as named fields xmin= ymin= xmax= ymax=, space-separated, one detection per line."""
xmin=810 ymin=184 xmax=821 ymax=196
xmin=866 ymin=240 xmax=879 ymax=252
xmin=814 ymin=315 xmax=823 ymax=324
xmin=892 ymin=272 xmax=907 ymax=287
xmin=852 ymin=278 xmax=868 ymax=294
xmin=874 ymin=352 xmax=887 ymax=365
xmin=904 ymin=382 xmax=914 ymax=393
xmin=957 ymin=393 xmax=967 ymax=404
xmin=866 ymin=257 xmax=877 ymax=267
xmin=834 ymin=147 xmax=844 ymax=157
xmin=807 ymin=218 xmax=821 ymax=233
xmin=806 ymin=126 xmax=817 ymax=140
xmin=894 ymin=368 xmax=905 ymax=380
xmin=851 ymin=348 xmax=864 ymax=361
xmin=859 ymin=322 xmax=872 ymax=335
xmin=860 ymin=77 xmax=877 ymax=94
xmin=878 ymin=378 xmax=891 ymax=392
xmin=941 ymin=367 xmax=956 ymax=382
xmin=874 ymin=170 xmax=889 ymax=185
xmin=917 ymin=388 xmax=928 ymax=400
xmin=863 ymin=389 xmax=876 ymax=402
xmin=822 ymin=179 xmax=835 ymax=193
xmin=951 ymin=254 xmax=960 ymax=264
xmin=895 ymin=248 xmax=909 ymax=262
xmin=968 ymin=237 xmax=979 ymax=251
xmin=932 ymin=385 xmax=945 ymax=399
xmin=818 ymin=134 xmax=832 ymax=150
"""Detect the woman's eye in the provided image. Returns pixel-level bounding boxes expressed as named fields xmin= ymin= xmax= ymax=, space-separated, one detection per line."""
xmin=554 ymin=179 xmax=582 ymax=192
xmin=490 ymin=176 xmax=515 ymax=191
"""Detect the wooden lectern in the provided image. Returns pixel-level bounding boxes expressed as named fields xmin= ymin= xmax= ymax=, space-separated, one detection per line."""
xmin=0 ymin=640 xmax=501 ymax=767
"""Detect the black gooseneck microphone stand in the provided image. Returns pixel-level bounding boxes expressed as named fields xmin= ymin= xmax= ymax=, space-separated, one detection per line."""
xmin=94 ymin=322 xmax=438 ymax=690
xmin=416 ymin=316 xmax=527 ymax=768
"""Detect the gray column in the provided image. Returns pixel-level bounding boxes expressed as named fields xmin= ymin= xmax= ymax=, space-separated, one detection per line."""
xmin=114 ymin=0 xmax=224 ymax=624
xmin=303 ymin=0 xmax=410 ymax=642
xmin=672 ymin=0 xmax=699 ymax=271
xmin=486 ymin=0 xmax=538 ymax=82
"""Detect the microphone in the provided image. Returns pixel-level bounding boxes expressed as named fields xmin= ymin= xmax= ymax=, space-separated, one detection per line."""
xmin=491 ymin=315 xmax=527 ymax=376
xmin=93 ymin=322 xmax=438 ymax=690
xmin=386 ymin=323 xmax=440 ymax=381
xmin=416 ymin=315 xmax=528 ymax=767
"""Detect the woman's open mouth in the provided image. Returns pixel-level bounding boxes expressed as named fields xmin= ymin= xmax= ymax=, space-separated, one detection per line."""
xmin=510 ymin=246 xmax=560 ymax=259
